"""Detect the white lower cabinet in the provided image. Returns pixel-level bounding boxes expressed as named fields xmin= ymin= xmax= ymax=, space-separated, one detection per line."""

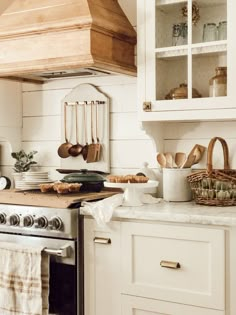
xmin=121 ymin=222 xmax=225 ymax=311
xmin=84 ymin=218 xmax=121 ymax=315
xmin=84 ymin=218 xmax=231 ymax=315
xmin=121 ymin=295 xmax=224 ymax=315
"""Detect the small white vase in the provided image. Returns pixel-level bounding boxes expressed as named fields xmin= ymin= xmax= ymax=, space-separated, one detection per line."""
xmin=12 ymin=172 xmax=23 ymax=188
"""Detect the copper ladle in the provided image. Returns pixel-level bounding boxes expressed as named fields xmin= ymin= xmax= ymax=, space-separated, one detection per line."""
xmin=68 ymin=102 xmax=83 ymax=157
xmin=57 ymin=102 xmax=73 ymax=158
xmin=82 ymin=102 xmax=89 ymax=160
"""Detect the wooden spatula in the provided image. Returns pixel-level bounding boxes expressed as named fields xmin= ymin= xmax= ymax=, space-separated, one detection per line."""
xmin=86 ymin=101 xmax=97 ymax=163
xmin=95 ymin=101 xmax=101 ymax=161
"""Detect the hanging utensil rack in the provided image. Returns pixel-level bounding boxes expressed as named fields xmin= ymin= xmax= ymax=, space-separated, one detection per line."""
xmin=60 ymin=83 xmax=110 ymax=173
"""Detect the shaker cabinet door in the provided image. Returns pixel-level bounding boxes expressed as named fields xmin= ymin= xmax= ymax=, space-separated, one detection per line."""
xmin=122 ymin=295 xmax=225 ymax=315
xmin=121 ymin=222 xmax=225 ymax=310
xmin=84 ymin=219 xmax=121 ymax=315
xmin=138 ymin=0 xmax=236 ymax=121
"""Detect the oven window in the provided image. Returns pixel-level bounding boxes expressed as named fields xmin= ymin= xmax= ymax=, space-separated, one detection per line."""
xmin=49 ymin=262 xmax=77 ymax=315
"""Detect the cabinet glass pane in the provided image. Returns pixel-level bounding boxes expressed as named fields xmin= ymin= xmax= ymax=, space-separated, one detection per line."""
xmin=156 ymin=1 xmax=189 ymax=48
xmin=192 ymin=52 xmax=227 ymax=98
xmin=156 ymin=55 xmax=188 ymax=100
xmin=192 ymin=0 xmax=227 ymax=44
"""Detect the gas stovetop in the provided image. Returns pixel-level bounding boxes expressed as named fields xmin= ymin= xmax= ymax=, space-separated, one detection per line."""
xmin=0 ymin=204 xmax=78 ymax=239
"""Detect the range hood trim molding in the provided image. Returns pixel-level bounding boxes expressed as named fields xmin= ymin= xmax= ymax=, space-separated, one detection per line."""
xmin=0 ymin=0 xmax=137 ymax=83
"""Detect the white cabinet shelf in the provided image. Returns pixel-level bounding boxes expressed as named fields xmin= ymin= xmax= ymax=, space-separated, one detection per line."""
xmin=156 ymin=0 xmax=226 ymax=6
xmin=156 ymin=41 xmax=227 ymax=59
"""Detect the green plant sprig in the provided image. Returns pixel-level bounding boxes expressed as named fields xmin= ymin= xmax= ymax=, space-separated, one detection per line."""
xmin=11 ymin=150 xmax=38 ymax=173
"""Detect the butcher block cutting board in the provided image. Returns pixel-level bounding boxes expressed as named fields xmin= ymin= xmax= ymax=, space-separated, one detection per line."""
xmin=0 ymin=189 xmax=118 ymax=209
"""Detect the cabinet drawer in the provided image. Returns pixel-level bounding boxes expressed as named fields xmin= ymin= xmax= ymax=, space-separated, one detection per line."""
xmin=121 ymin=222 xmax=225 ymax=310
xmin=84 ymin=219 xmax=121 ymax=315
xmin=122 ymin=295 xmax=225 ymax=315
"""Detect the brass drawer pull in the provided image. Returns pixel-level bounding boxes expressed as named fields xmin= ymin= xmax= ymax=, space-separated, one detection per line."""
xmin=93 ymin=237 xmax=111 ymax=244
xmin=160 ymin=260 xmax=181 ymax=269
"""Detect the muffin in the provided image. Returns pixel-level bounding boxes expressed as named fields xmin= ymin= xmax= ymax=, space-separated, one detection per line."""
xmin=39 ymin=183 xmax=54 ymax=193
xmin=55 ymin=183 xmax=70 ymax=194
xmin=68 ymin=183 xmax=82 ymax=193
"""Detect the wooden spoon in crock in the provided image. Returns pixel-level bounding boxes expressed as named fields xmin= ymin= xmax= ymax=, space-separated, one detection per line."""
xmin=57 ymin=102 xmax=73 ymax=158
xmin=156 ymin=153 xmax=166 ymax=168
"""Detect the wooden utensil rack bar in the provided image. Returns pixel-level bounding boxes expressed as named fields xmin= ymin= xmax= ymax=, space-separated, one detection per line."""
xmin=65 ymin=101 xmax=106 ymax=106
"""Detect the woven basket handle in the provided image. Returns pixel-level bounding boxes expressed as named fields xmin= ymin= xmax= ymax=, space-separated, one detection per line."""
xmin=207 ymin=137 xmax=230 ymax=173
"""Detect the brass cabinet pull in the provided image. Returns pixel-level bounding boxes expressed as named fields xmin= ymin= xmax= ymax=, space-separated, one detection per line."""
xmin=93 ymin=237 xmax=111 ymax=244
xmin=160 ymin=260 xmax=181 ymax=269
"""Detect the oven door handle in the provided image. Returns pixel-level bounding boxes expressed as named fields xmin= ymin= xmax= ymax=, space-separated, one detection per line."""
xmin=43 ymin=243 xmax=71 ymax=258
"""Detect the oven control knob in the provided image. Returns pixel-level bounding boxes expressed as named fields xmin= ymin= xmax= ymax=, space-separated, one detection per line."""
xmin=23 ymin=215 xmax=34 ymax=227
xmin=34 ymin=216 xmax=48 ymax=229
xmin=0 ymin=213 xmax=6 ymax=224
xmin=48 ymin=217 xmax=63 ymax=231
xmin=9 ymin=214 xmax=20 ymax=226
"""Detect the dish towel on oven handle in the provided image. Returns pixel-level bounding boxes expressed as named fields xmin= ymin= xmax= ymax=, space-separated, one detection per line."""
xmin=0 ymin=242 xmax=49 ymax=315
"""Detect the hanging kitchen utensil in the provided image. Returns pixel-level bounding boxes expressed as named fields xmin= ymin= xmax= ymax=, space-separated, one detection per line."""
xmin=95 ymin=101 xmax=101 ymax=161
xmin=86 ymin=101 xmax=97 ymax=163
xmin=81 ymin=102 xmax=89 ymax=161
xmin=57 ymin=102 xmax=73 ymax=158
xmin=68 ymin=102 xmax=83 ymax=157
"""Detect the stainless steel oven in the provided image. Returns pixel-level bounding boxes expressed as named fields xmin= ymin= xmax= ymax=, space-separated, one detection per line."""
xmin=0 ymin=203 xmax=82 ymax=315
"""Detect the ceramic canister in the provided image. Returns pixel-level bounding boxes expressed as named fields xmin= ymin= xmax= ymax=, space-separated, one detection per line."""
xmin=163 ymin=168 xmax=192 ymax=202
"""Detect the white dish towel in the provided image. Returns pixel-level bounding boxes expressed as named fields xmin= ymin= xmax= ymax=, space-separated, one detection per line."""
xmin=0 ymin=242 xmax=49 ymax=315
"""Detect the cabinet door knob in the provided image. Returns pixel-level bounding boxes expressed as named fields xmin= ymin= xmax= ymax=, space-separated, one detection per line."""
xmin=160 ymin=260 xmax=181 ymax=269
xmin=93 ymin=237 xmax=111 ymax=244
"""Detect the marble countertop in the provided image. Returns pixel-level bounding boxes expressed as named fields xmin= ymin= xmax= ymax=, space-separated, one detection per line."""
xmin=80 ymin=199 xmax=236 ymax=226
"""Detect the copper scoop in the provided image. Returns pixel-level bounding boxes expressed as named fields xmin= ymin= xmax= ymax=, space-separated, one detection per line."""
xmin=81 ymin=102 xmax=89 ymax=160
xmin=68 ymin=102 xmax=83 ymax=157
xmin=57 ymin=102 xmax=73 ymax=158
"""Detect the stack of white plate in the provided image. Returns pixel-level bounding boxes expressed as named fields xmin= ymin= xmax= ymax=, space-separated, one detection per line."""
xmin=15 ymin=171 xmax=53 ymax=190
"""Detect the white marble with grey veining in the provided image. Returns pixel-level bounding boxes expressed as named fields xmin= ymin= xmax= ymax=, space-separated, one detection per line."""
xmin=80 ymin=199 xmax=236 ymax=226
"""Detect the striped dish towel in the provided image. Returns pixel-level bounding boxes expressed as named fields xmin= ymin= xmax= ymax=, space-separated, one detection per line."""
xmin=0 ymin=242 xmax=49 ymax=315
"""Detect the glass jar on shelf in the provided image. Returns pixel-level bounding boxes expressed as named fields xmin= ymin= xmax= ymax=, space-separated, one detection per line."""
xmin=203 ymin=23 xmax=217 ymax=42
xmin=218 ymin=21 xmax=227 ymax=40
xmin=172 ymin=23 xmax=188 ymax=46
xmin=209 ymin=67 xmax=227 ymax=97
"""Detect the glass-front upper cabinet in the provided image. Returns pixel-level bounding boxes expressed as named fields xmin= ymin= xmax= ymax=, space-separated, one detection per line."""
xmin=138 ymin=0 xmax=235 ymax=121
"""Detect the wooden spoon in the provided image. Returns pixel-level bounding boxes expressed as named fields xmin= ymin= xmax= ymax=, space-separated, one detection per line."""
xmin=86 ymin=101 xmax=97 ymax=163
xmin=175 ymin=152 xmax=186 ymax=168
xmin=95 ymin=101 xmax=101 ymax=161
xmin=57 ymin=102 xmax=73 ymax=158
xmin=156 ymin=153 xmax=166 ymax=168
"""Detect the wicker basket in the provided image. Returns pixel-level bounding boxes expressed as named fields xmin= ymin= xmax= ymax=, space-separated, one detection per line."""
xmin=187 ymin=137 xmax=236 ymax=206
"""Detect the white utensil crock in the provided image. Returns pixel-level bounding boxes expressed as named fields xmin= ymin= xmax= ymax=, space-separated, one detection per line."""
xmin=163 ymin=168 xmax=192 ymax=202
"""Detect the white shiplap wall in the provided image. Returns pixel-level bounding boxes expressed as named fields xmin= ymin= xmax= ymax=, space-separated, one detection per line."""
xmin=1 ymin=0 xmax=236 ymax=187
xmin=21 ymin=74 xmax=157 ymax=180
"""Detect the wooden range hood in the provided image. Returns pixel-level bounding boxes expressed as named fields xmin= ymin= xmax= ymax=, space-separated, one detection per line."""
xmin=0 ymin=0 xmax=137 ymax=83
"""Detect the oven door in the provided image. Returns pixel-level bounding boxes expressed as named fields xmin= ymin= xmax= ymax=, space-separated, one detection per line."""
xmin=0 ymin=233 xmax=77 ymax=315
